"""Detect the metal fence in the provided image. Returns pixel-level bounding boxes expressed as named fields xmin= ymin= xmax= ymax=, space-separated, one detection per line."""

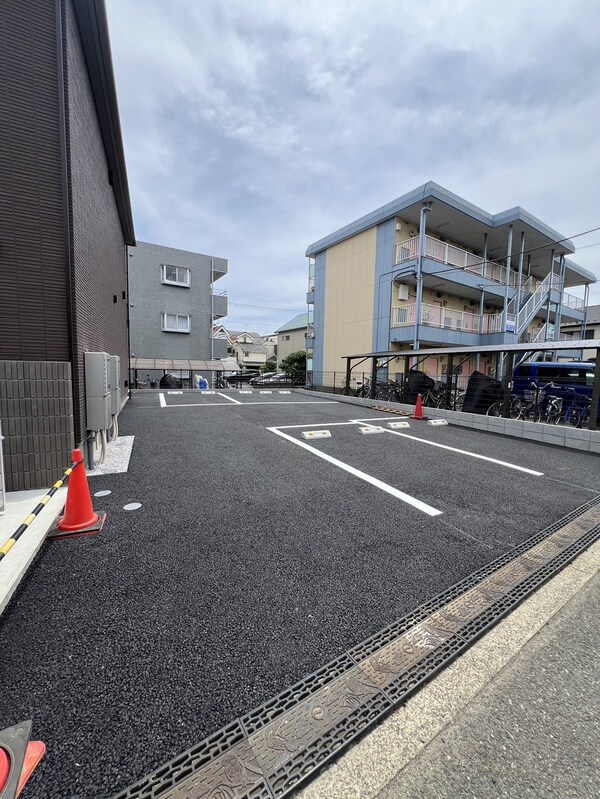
xmin=307 ymin=371 xmax=469 ymax=407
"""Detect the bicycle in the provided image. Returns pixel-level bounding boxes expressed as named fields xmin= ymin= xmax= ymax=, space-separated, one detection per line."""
xmin=550 ymin=386 xmax=592 ymax=428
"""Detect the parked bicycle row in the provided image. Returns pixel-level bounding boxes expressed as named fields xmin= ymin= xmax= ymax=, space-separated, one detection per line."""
xmin=487 ymin=382 xmax=594 ymax=428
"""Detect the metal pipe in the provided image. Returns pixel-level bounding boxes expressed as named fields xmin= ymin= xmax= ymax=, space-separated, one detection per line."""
xmin=414 ymin=203 xmax=432 ymax=351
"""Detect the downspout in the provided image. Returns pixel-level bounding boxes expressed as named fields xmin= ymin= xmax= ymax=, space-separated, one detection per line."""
xmin=414 ymin=203 xmax=432 ymax=351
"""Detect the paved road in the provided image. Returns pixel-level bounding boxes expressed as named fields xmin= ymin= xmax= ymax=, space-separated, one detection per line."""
xmin=0 ymin=391 xmax=597 ymax=798
xmin=376 ymin=572 xmax=600 ymax=799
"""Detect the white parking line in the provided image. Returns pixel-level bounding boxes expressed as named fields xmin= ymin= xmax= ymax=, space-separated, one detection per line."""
xmin=273 ymin=421 xmax=357 ymax=430
xmin=352 ymin=422 xmax=543 ymax=476
xmin=161 ymin=401 xmax=338 ymax=408
xmin=217 ymin=392 xmax=242 ymax=404
xmin=267 ymin=427 xmax=442 ymax=517
xmin=159 ymin=393 xmax=167 ymax=408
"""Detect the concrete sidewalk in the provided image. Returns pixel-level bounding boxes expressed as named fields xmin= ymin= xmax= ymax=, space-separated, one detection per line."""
xmin=298 ymin=541 xmax=600 ymax=799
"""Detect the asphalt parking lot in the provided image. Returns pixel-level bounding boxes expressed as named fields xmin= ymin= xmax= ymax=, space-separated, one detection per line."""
xmin=0 ymin=389 xmax=598 ymax=798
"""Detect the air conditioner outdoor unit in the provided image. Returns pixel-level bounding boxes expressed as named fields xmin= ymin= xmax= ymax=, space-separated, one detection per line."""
xmin=409 ymin=229 xmax=417 ymax=237
xmin=397 ymin=284 xmax=409 ymax=301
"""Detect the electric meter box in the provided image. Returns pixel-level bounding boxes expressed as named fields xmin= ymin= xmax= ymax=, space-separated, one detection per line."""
xmin=108 ymin=355 xmax=121 ymax=415
xmin=85 ymin=351 xmax=111 ymax=431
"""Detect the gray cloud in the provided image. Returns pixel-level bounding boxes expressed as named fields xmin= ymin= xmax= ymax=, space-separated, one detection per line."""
xmin=106 ymin=0 xmax=600 ymax=332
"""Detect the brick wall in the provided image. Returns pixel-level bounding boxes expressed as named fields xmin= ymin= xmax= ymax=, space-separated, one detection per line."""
xmin=0 ymin=361 xmax=75 ymax=491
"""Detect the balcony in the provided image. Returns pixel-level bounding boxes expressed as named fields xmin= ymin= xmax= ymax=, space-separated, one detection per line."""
xmin=211 ymin=289 xmax=228 ymax=319
xmin=392 ymin=303 xmax=511 ymax=335
xmin=562 ymin=291 xmax=585 ymax=311
xmin=211 ymin=257 xmax=228 ymax=282
xmin=395 ymin=235 xmax=521 ymax=288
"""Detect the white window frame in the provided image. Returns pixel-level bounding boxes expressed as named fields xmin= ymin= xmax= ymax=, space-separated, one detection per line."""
xmin=161 ymin=313 xmax=191 ymax=333
xmin=161 ymin=264 xmax=191 ymax=287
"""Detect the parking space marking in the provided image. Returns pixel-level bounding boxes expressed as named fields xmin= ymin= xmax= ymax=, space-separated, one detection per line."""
xmin=267 ymin=427 xmax=442 ymax=517
xmin=217 ymin=392 xmax=242 ymax=404
xmin=273 ymin=421 xmax=359 ymax=430
xmin=161 ymin=400 xmax=338 ymax=408
xmin=159 ymin=393 xmax=167 ymax=408
xmin=351 ymin=421 xmax=543 ymax=476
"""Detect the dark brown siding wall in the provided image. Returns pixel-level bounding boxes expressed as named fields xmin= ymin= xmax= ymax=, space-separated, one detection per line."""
xmin=0 ymin=0 xmax=69 ymax=362
xmin=63 ymin=0 xmax=129 ymax=443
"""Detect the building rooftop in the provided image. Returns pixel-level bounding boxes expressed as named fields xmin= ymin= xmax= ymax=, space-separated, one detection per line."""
xmin=305 ymin=181 xmax=596 ymax=286
xmin=276 ymin=312 xmax=308 ymax=333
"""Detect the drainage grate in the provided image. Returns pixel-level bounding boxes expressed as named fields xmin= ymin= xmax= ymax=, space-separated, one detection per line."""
xmin=112 ymin=496 xmax=600 ymax=799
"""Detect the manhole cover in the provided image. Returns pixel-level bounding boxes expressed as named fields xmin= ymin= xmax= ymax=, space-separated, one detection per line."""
xmin=123 ymin=502 xmax=142 ymax=511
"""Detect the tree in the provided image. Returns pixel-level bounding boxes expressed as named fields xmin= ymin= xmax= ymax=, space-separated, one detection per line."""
xmin=280 ymin=351 xmax=306 ymax=375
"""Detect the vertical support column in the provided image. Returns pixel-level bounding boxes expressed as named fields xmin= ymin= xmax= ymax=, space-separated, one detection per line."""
xmin=370 ymin=356 xmax=378 ymax=400
xmin=502 ymin=352 xmax=515 ymax=417
xmin=344 ymin=358 xmax=351 ymax=395
xmin=404 ymin=355 xmax=411 ymax=402
xmin=414 ymin=203 xmax=432 ymax=351
xmin=527 ymin=254 xmax=531 ymax=279
xmin=482 ymin=233 xmax=488 ymax=278
xmin=581 ymin=284 xmax=590 ymax=338
xmin=554 ymin=254 xmax=566 ymax=340
xmin=476 ymin=287 xmax=485 ymax=372
xmin=589 ymin=347 xmax=600 ymax=431
xmin=544 ymin=249 xmax=555 ymax=342
xmin=444 ymin=355 xmax=454 ymax=410
xmin=515 ymin=231 xmax=525 ymax=314
xmin=502 ymin=225 xmax=513 ymax=331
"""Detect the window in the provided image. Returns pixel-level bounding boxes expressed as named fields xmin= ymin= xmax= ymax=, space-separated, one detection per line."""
xmin=161 ymin=313 xmax=191 ymax=333
xmin=161 ymin=264 xmax=191 ymax=287
xmin=284 ymin=335 xmax=290 ymax=341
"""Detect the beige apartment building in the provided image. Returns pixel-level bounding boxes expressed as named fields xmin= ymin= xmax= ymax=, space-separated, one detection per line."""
xmin=276 ymin=313 xmax=308 ymax=366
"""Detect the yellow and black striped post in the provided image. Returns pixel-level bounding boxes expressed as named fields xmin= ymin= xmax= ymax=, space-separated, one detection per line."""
xmin=0 ymin=458 xmax=81 ymax=563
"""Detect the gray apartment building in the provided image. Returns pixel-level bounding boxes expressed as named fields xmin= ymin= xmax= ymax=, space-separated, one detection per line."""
xmin=128 ymin=242 xmax=228 ymax=385
xmin=0 ymin=0 xmax=135 ymax=489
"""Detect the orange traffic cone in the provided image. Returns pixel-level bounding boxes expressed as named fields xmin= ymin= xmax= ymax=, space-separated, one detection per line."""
xmin=410 ymin=393 xmax=427 ymax=420
xmin=48 ymin=449 xmax=107 ymax=541
xmin=0 ymin=721 xmax=45 ymax=798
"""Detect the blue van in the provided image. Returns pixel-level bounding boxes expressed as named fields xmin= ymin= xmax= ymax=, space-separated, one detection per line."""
xmin=513 ymin=361 xmax=595 ymax=399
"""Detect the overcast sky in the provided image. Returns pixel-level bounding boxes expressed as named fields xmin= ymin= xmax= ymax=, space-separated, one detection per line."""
xmin=105 ymin=0 xmax=600 ymax=334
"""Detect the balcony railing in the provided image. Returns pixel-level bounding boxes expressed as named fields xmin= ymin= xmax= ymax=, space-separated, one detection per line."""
xmin=562 ymin=291 xmax=585 ymax=311
xmin=395 ymin=235 xmax=521 ymax=287
xmin=391 ymin=303 xmax=509 ymax=334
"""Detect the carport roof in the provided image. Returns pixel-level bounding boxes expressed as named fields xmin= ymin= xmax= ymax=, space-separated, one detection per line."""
xmin=343 ymin=339 xmax=600 ymax=360
xmin=130 ymin=358 xmax=225 ymax=371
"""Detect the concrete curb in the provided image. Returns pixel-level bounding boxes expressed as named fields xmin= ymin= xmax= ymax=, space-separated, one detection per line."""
xmin=0 ymin=488 xmax=66 ymax=615
xmin=297 ymin=538 xmax=600 ymax=799
xmin=296 ymin=390 xmax=600 ymax=453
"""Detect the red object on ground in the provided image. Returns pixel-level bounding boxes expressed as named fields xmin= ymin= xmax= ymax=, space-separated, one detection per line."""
xmin=411 ymin=393 xmax=427 ymax=420
xmin=56 ymin=448 xmax=99 ymax=532
xmin=17 ymin=741 xmax=46 ymax=796
xmin=0 ymin=747 xmax=9 ymax=792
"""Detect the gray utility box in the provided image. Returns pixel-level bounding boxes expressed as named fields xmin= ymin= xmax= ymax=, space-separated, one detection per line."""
xmin=85 ymin=351 xmax=111 ymax=431
xmin=108 ymin=355 xmax=121 ymax=416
